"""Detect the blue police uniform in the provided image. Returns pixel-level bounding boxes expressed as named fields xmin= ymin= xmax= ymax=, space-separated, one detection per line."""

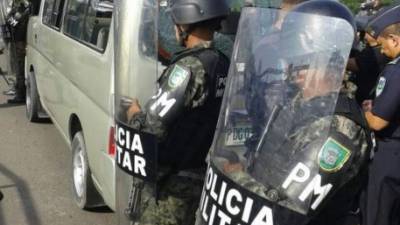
xmin=353 ymin=45 xmax=389 ymax=104
xmin=363 ymin=6 xmax=400 ymax=225
xmin=363 ymin=56 xmax=400 ymax=225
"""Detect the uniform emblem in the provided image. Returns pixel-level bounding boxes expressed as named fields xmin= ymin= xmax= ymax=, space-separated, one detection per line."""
xmin=318 ymin=138 xmax=351 ymax=172
xmin=168 ymin=65 xmax=189 ymax=88
xmin=236 ymin=63 xmax=245 ymax=72
xmin=376 ymin=77 xmax=386 ymax=97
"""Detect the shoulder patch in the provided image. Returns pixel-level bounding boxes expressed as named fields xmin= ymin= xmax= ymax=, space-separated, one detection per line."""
xmin=376 ymin=77 xmax=386 ymax=97
xmin=168 ymin=64 xmax=190 ymax=88
xmin=318 ymin=137 xmax=351 ymax=173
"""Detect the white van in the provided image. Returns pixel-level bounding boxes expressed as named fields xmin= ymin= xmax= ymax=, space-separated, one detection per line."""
xmin=25 ymin=0 xmax=116 ymax=210
xmin=25 ymin=0 xmax=238 ymax=212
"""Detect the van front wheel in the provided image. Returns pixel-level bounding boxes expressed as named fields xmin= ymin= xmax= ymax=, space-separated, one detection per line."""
xmin=26 ymin=71 xmax=40 ymax=122
xmin=71 ymin=131 xmax=103 ymax=209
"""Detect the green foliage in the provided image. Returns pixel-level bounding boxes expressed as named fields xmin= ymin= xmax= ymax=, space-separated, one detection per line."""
xmin=228 ymin=0 xmax=396 ymax=14
xmin=340 ymin=0 xmax=362 ymax=13
xmin=229 ymin=0 xmax=282 ymax=11
xmin=230 ymin=0 xmax=245 ymax=11
xmin=340 ymin=0 xmax=395 ymax=13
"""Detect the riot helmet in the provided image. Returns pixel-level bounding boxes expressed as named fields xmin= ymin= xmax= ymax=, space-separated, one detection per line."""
xmin=168 ymin=0 xmax=230 ymax=46
xmin=281 ymin=0 xmax=355 ymax=54
xmin=290 ymin=0 xmax=356 ymax=30
xmin=279 ymin=0 xmax=354 ymax=92
xmin=168 ymin=0 xmax=230 ymax=25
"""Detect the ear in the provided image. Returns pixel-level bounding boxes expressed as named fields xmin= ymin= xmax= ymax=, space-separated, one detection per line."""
xmin=388 ymin=34 xmax=400 ymax=47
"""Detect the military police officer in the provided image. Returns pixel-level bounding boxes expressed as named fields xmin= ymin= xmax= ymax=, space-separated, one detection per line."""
xmin=125 ymin=0 xmax=230 ymax=224
xmin=223 ymin=2 xmax=372 ymax=225
xmin=255 ymin=4 xmax=372 ymax=225
xmin=5 ymin=0 xmax=31 ymax=103
xmin=362 ymin=4 xmax=400 ymax=225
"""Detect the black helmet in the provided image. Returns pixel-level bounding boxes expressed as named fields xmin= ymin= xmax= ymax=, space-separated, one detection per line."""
xmin=279 ymin=0 xmax=355 ymax=86
xmin=168 ymin=0 xmax=230 ymax=25
xmin=290 ymin=0 xmax=356 ymax=32
xmin=280 ymin=0 xmax=355 ymax=56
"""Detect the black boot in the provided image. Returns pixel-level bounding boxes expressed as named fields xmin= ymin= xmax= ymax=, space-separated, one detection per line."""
xmin=7 ymin=82 xmax=26 ymax=104
xmin=7 ymin=95 xmax=25 ymax=104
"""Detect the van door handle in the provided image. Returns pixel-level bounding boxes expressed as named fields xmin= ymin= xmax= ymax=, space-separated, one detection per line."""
xmin=34 ymin=34 xmax=38 ymax=43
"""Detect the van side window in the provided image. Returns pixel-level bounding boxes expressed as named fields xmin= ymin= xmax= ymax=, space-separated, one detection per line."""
xmin=64 ymin=0 xmax=88 ymax=39
xmin=64 ymin=0 xmax=112 ymax=52
xmin=83 ymin=3 xmax=112 ymax=51
xmin=42 ymin=0 xmax=65 ymax=29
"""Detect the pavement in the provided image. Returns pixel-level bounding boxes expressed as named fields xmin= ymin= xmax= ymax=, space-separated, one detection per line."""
xmin=0 ymin=55 xmax=116 ymax=225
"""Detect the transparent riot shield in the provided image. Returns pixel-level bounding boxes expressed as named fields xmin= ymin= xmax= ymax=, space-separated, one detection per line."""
xmin=196 ymin=7 xmax=354 ymax=225
xmin=114 ymin=0 xmax=159 ymax=224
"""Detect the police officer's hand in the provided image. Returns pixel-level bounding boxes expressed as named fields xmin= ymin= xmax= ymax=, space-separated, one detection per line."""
xmin=127 ymin=99 xmax=142 ymax=121
xmin=362 ymin=99 xmax=373 ymax=112
xmin=15 ymin=12 xmax=22 ymax=20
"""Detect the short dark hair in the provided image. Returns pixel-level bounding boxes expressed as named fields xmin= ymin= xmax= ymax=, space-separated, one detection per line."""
xmin=380 ymin=23 xmax=400 ymax=37
xmin=191 ymin=17 xmax=224 ymax=32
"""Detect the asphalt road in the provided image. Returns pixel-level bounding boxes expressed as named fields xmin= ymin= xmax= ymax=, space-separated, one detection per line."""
xmin=0 ymin=61 xmax=116 ymax=224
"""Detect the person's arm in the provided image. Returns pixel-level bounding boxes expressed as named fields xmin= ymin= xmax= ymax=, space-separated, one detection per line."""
xmin=365 ymin=111 xmax=389 ymax=131
xmin=366 ymin=69 xmax=400 ymax=131
xmin=128 ymin=56 xmax=207 ymax=138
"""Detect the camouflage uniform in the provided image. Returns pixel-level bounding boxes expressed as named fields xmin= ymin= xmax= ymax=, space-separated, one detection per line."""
xmin=129 ymin=41 xmax=229 ymax=225
xmin=136 ymin=173 xmax=204 ymax=225
xmin=132 ymin=42 xmax=212 ymax=139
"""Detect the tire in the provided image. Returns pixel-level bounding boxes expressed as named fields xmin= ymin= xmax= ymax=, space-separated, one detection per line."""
xmin=71 ymin=131 xmax=104 ymax=209
xmin=25 ymin=71 xmax=40 ymax=122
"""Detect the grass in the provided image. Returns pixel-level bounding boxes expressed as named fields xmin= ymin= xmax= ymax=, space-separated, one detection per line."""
xmin=229 ymin=0 xmax=396 ymax=13
xmin=340 ymin=0 xmax=395 ymax=13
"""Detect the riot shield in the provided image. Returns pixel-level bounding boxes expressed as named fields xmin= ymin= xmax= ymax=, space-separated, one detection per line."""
xmin=196 ymin=7 xmax=354 ymax=225
xmin=114 ymin=0 xmax=159 ymax=224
